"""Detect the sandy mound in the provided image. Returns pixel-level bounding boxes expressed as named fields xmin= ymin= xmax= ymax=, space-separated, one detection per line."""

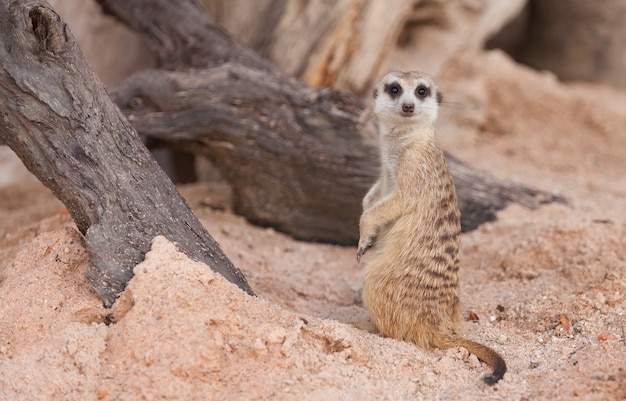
xmin=1 ymin=51 xmax=625 ymax=400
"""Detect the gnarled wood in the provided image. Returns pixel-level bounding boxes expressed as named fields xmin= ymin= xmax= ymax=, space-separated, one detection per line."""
xmin=0 ymin=0 xmax=253 ymax=306
xmin=99 ymin=0 xmax=564 ymax=245
xmin=112 ymin=66 xmax=376 ymax=244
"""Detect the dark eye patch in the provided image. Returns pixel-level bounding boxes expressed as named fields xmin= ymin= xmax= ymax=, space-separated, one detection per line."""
xmin=384 ymin=82 xmax=402 ymax=98
xmin=416 ymin=84 xmax=430 ymax=98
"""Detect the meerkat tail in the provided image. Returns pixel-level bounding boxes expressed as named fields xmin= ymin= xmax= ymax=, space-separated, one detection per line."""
xmin=432 ymin=334 xmax=507 ymax=385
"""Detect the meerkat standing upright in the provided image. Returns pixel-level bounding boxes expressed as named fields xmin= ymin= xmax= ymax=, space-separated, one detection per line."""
xmin=356 ymin=71 xmax=506 ymax=384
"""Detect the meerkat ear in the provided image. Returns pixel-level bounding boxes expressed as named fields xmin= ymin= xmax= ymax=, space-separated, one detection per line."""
xmin=373 ymin=88 xmax=379 ymax=100
xmin=436 ymin=89 xmax=443 ymax=105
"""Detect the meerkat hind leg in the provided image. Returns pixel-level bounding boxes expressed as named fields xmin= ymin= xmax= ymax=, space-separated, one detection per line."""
xmin=351 ymin=320 xmax=379 ymax=334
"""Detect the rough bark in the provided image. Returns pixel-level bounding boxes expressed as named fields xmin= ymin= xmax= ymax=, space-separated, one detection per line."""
xmin=98 ymin=0 xmax=563 ymax=245
xmin=0 ymin=0 xmax=253 ymax=306
xmin=112 ymin=66 xmax=376 ymax=244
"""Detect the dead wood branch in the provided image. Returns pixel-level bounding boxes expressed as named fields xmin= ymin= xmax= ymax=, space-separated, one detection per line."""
xmin=99 ymin=0 xmax=564 ymax=244
xmin=0 ymin=0 xmax=253 ymax=306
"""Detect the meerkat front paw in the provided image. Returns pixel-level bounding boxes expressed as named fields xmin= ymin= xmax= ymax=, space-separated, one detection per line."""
xmin=357 ymin=237 xmax=374 ymax=262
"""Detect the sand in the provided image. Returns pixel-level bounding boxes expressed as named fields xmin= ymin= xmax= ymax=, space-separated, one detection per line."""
xmin=0 ymin=51 xmax=625 ymax=400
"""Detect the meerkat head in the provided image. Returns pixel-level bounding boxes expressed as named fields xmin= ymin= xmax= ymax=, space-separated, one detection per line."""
xmin=372 ymin=71 xmax=442 ymax=130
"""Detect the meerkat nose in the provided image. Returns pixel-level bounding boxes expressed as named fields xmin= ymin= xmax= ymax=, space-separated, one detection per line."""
xmin=402 ymin=103 xmax=414 ymax=113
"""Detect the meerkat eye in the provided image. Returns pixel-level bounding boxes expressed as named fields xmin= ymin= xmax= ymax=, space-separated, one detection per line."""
xmin=416 ymin=85 xmax=430 ymax=98
xmin=385 ymin=83 xmax=402 ymax=98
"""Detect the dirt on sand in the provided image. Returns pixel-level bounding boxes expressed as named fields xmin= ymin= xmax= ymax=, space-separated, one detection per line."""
xmin=0 ymin=51 xmax=625 ymax=400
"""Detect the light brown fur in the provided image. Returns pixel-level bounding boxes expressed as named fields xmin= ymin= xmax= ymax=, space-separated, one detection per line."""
xmin=356 ymin=71 xmax=506 ymax=385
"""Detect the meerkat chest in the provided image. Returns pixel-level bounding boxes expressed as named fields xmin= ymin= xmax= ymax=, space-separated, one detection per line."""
xmin=392 ymin=142 xmax=444 ymax=197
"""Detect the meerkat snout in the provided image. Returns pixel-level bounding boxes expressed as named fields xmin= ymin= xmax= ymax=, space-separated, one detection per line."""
xmin=402 ymin=103 xmax=414 ymax=114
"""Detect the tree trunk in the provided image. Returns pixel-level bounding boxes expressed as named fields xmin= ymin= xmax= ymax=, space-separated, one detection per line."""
xmin=0 ymin=0 xmax=253 ymax=307
xmin=99 ymin=0 xmax=564 ymax=245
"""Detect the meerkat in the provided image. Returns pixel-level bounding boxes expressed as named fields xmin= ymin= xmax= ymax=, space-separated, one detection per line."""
xmin=356 ymin=71 xmax=506 ymax=385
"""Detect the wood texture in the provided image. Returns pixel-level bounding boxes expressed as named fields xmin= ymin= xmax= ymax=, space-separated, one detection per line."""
xmin=0 ymin=0 xmax=253 ymax=306
xmin=199 ymin=0 xmax=527 ymax=95
xmin=112 ymin=66 xmax=376 ymax=244
xmin=98 ymin=0 xmax=564 ymax=245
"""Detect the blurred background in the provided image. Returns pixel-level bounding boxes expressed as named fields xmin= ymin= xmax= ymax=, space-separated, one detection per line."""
xmin=1 ymin=0 xmax=625 ymax=187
